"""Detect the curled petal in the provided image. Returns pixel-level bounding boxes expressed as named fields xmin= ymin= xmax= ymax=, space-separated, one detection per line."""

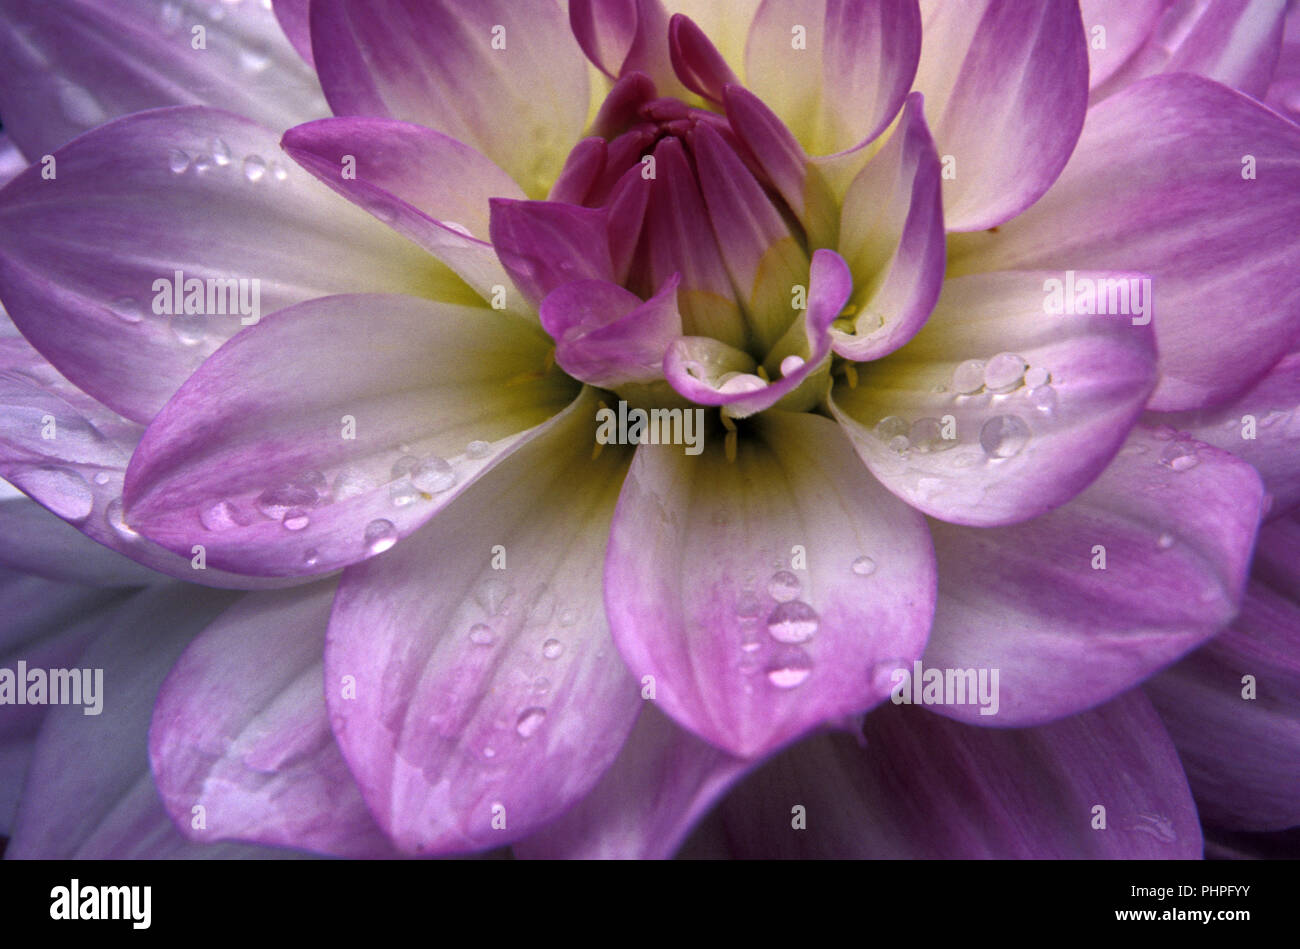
xmin=489 ymin=199 xmax=617 ymax=309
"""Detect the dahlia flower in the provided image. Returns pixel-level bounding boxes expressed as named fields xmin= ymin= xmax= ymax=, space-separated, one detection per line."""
xmin=0 ymin=0 xmax=1297 ymax=860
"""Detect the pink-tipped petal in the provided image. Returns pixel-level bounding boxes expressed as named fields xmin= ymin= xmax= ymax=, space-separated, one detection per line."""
xmin=604 ymin=409 xmax=935 ymax=758
xmin=744 ymin=0 xmax=922 ymax=156
xmin=912 ymin=0 xmax=1089 ymax=230
xmin=0 ymin=107 xmax=457 ymax=424
xmin=923 ymin=424 xmax=1265 ymax=726
xmin=488 ymin=199 xmax=616 ymax=308
xmin=310 ymin=0 xmax=588 ymax=198
xmin=325 ymin=388 xmax=641 ymax=854
xmin=123 ymin=294 xmax=578 ymax=578
xmin=273 ymin=0 xmax=316 ymax=66
xmin=832 ymin=271 xmax=1157 ymax=526
xmin=951 ymin=74 xmax=1300 ymax=412
xmin=669 ymin=14 xmax=740 ymax=104
xmin=150 ymin=581 xmax=401 ymax=856
xmin=1079 ymin=0 xmax=1171 ymax=89
xmin=833 ymin=92 xmax=944 ymax=361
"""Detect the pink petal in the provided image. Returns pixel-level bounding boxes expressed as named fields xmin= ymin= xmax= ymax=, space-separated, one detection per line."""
xmin=273 ymin=0 xmax=315 ymax=66
xmin=714 ymin=690 xmax=1201 ymax=857
xmin=0 ymin=0 xmax=327 ymax=159
xmin=310 ymin=0 xmax=589 ymax=197
xmin=123 ymin=294 xmax=579 ymax=578
xmin=951 ymin=74 xmax=1300 ymax=411
xmin=1079 ymin=0 xmax=1171 ymax=89
xmin=912 ymin=0 xmax=1089 ymax=230
xmin=744 ymin=0 xmax=922 ymax=156
xmin=325 ymin=389 xmax=641 ymax=854
xmin=604 ymin=409 xmax=935 ymax=758
xmin=0 ymin=107 xmax=455 ymax=423
xmin=488 ymin=199 xmax=616 ymax=308
xmin=150 ymin=581 xmax=401 ymax=856
xmin=924 ymin=424 xmax=1265 ymax=726
xmin=669 ymin=14 xmax=739 ymax=104
xmin=832 ymin=270 xmax=1158 ymax=526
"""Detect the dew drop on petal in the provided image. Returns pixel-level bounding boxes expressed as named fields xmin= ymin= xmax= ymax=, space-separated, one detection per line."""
xmin=542 ymin=638 xmax=564 ymax=659
xmin=1024 ymin=366 xmax=1051 ymax=389
xmin=765 ymin=600 xmax=819 ymax=643
xmin=303 ymin=549 xmax=319 ymax=567
xmin=410 ymin=455 xmax=457 ymax=493
xmin=779 ymin=355 xmax=806 ymax=377
xmin=242 ymin=155 xmax=267 ymax=182
xmin=766 ymin=649 xmax=813 ymax=689
xmin=1026 ymin=384 xmax=1057 ymax=414
xmin=106 ymin=498 xmax=138 ymax=539
xmin=851 ymin=555 xmax=876 ymax=576
xmin=333 ymin=468 xmax=372 ymax=501
xmin=390 ymin=455 xmax=419 ymax=479
xmin=1158 ymin=441 xmax=1200 ymax=472
xmin=92 ymin=471 xmax=111 ymax=486
xmin=980 ymin=415 xmax=1031 ymax=458
xmin=199 ymin=499 xmax=240 ymax=531
xmin=167 ymin=149 xmax=191 ymax=174
xmin=873 ymin=416 xmax=909 ymax=442
xmin=363 ymin=519 xmax=398 ymax=554
xmin=389 ymin=481 xmax=420 ymax=507
xmin=515 ymin=707 xmax=546 ymax=739
xmin=983 ymin=352 xmax=1027 ymax=392
xmin=210 ymin=138 xmax=232 ymax=167
xmin=109 ymin=296 xmax=145 ymax=324
xmin=468 ymin=623 xmax=495 ymax=646
xmin=17 ymin=467 xmax=93 ymax=522
xmin=466 ymin=440 xmax=492 ymax=459
xmin=171 ymin=314 xmax=207 ymax=346
xmin=767 ymin=570 xmax=801 ymax=602
xmin=282 ymin=508 xmax=310 ymax=531
xmin=951 ymin=359 xmax=986 ymax=394
xmin=1156 ymin=532 xmax=1175 ymax=550
xmin=909 ymin=417 xmax=955 ymax=453
xmin=257 ymin=483 xmax=317 ymax=520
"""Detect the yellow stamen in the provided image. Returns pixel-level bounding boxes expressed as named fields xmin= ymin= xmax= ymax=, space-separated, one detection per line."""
xmin=844 ymin=363 xmax=859 ymax=389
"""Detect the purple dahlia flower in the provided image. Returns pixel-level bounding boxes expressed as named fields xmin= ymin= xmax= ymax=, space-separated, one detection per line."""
xmin=0 ymin=0 xmax=1297 ymax=860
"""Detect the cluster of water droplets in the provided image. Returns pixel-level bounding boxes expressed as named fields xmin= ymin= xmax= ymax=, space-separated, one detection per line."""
xmin=167 ymin=136 xmax=287 ymax=186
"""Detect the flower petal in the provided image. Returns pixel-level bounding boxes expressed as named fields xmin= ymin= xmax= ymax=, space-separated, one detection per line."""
xmin=273 ymin=0 xmax=315 ymax=66
xmin=744 ymin=0 xmax=922 ymax=156
xmin=831 ymin=271 xmax=1157 ymax=526
xmin=833 ymin=92 xmax=944 ymax=361
xmin=1146 ymin=578 xmax=1300 ymax=831
xmin=912 ymin=0 xmax=1089 ymax=230
xmin=310 ymin=0 xmax=588 ymax=198
xmin=713 ymin=690 xmax=1201 ymax=857
xmin=1079 ymin=0 xmax=1170 ymax=90
xmin=669 ymin=14 xmax=740 ymax=104
xmin=951 ymin=74 xmax=1300 ymax=411
xmin=282 ymin=116 xmax=529 ymax=315
xmin=0 ymin=107 xmax=461 ymax=424
xmin=1152 ymin=349 xmax=1300 ymax=521
xmin=150 ymin=581 xmax=401 ymax=856
xmin=325 ymin=388 xmax=641 ymax=854
xmin=123 ymin=294 xmax=578 ymax=578
xmin=513 ymin=705 xmax=749 ymax=859
xmin=8 ymin=584 xmax=300 ymax=858
xmin=923 ymin=424 xmax=1265 ymax=726
xmin=0 ymin=0 xmax=327 ymax=159
xmin=605 ymin=410 xmax=935 ymax=758
xmin=488 ymin=199 xmax=616 ymax=309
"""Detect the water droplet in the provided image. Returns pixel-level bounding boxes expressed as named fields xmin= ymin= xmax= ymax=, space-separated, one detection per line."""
xmin=767 ymin=570 xmax=801 ymax=602
xmin=873 ymin=415 xmax=909 ymax=442
xmin=167 ymin=149 xmax=191 ymax=174
xmin=16 ymin=467 xmax=92 ymax=522
xmin=333 ymin=468 xmax=373 ymax=500
xmin=1156 ymin=532 xmax=1175 ymax=550
xmin=888 ymin=434 xmax=910 ymax=453
xmin=717 ymin=372 xmax=768 ymax=395
xmin=465 ymin=441 xmax=492 ymax=461
xmin=390 ymin=455 xmax=419 ymax=479
xmin=1023 ymin=366 xmax=1051 ymax=389
xmin=242 ymin=155 xmax=267 ymax=182
xmin=766 ymin=649 xmax=813 ymax=689
xmin=951 ymin=359 xmax=986 ymax=395
xmin=483 ymin=746 xmax=496 ymax=759
xmin=199 ymin=499 xmax=241 ymax=531
xmin=909 ymin=417 xmax=955 ymax=453
xmin=980 ymin=415 xmax=1031 ymax=458
xmin=257 ymin=483 xmax=318 ymax=520
xmin=1026 ymin=384 xmax=1057 ymax=414
xmin=282 ymin=508 xmax=310 ymax=531
xmin=542 ymin=638 xmax=564 ymax=659
xmin=468 ymin=623 xmax=495 ymax=646
xmin=106 ymin=498 xmax=138 ymax=539
xmin=171 ymin=314 xmax=207 ymax=346
xmin=779 ymin=354 xmax=806 ymax=377
xmin=271 ymin=161 xmax=288 ymax=182
xmin=210 ymin=138 xmax=232 ymax=167
xmin=765 ymin=600 xmax=819 ymax=643
xmin=363 ymin=519 xmax=398 ymax=554
xmin=389 ymin=481 xmax=420 ymax=507
xmin=983 ymin=352 xmax=1027 ymax=392
xmin=410 ymin=455 xmax=457 ymax=493
xmin=441 ymin=220 xmax=474 ymax=237
xmin=108 ymin=296 xmax=145 ymax=324
xmin=92 ymin=471 xmax=111 ymax=486
xmin=1158 ymin=441 xmax=1199 ymax=471
xmin=515 ymin=707 xmax=547 ymax=738
xmin=303 ymin=549 xmax=319 ymax=567
xmin=851 ymin=555 xmax=876 ymax=576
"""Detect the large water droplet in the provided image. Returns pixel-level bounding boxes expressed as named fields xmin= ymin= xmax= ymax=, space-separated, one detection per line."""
xmin=1158 ymin=441 xmax=1199 ymax=472
xmin=766 ymin=649 xmax=813 ymax=689
xmin=199 ymin=499 xmax=241 ymax=531
xmin=282 ymin=508 xmax=310 ymax=531
xmin=390 ymin=455 xmax=419 ymax=479
xmin=951 ymin=359 xmax=986 ymax=395
xmin=1023 ymin=366 xmax=1051 ymax=389
xmin=363 ymin=519 xmax=398 ymax=554
xmin=242 ymin=155 xmax=267 ymax=182
xmin=873 ymin=416 xmax=909 ymax=442
xmin=106 ymin=498 xmax=138 ymax=539
xmin=515 ymin=707 xmax=546 ymax=739
xmin=851 ymin=555 xmax=876 ymax=576
xmin=980 ymin=415 xmax=1031 ymax=458
xmin=257 ymin=483 xmax=318 ymax=520
xmin=767 ymin=570 xmax=801 ymax=602
xmin=542 ymin=638 xmax=564 ymax=659
xmin=765 ymin=600 xmax=819 ymax=643
xmin=333 ymin=468 xmax=373 ymax=501
xmin=17 ymin=467 xmax=93 ymax=522
xmin=167 ymin=149 xmax=191 ymax=174
xmin=983 ymin=352 xmax=1027 ymax=392
xmin=410 ymin=455 xmax=457 ymax=493
xmin=389 ymin=481 xmax=420 ymax=507
xmin=1026 ymin=385 xmax=1057 ymax=414
xmin=779 ymin=355 xmax=806 ymax=377
xmin=909 ymin=417 xmax=955 ymax=453
xmin=468 ymin=623 xmax=495 ymax=646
